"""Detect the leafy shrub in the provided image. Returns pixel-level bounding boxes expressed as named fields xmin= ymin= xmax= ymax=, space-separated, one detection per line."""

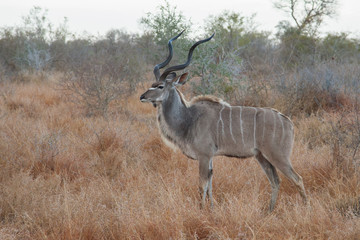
xmin=0 ymin=6 xmax=71 ymax=76
xmin=319 ymin=33 xmax=360 ymax=62
xmin=276 ymin=25 xmax=318 ymax=68
xmin=189 ymin=39 xmax=243 ymax=99
xmin=140 ymin=0 xmax=192 ymax=46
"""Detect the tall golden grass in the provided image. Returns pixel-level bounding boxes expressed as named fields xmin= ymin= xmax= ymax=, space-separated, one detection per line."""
xmin=0 ymin=74 xmax=359 ymax=239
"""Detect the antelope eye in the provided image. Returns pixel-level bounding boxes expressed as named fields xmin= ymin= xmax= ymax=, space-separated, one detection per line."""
xmin=158 ymin=85 xmax=164 ymax=89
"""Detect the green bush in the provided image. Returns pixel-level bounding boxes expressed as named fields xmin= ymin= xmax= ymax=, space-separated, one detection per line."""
xmin=319 ymin=33 xmax=360 ymax=62
xmin=0 ymin=6 xmax=70 ymax=75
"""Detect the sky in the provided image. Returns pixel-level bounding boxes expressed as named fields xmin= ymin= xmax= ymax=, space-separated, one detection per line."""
xmin=0 ymin=0 xmax=359 ymax=38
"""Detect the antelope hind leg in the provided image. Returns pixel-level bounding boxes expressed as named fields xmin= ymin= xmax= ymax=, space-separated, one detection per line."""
xmin=285 ymin=168 xmax=308 ymax=204
xmin=267 ymin=154 xmax=308 ymax=205
xmin=255 ymin=150 xmax=280 ymax=212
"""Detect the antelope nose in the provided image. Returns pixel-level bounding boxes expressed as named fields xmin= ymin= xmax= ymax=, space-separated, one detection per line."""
xmin=140 ymin=94 xmax=145 ymax=101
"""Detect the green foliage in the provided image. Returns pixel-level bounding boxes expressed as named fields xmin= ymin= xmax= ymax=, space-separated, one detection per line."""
xmin=277 ymin=22 xmax=318 ymax=67
xmin=274 ymin=0 xmax=340 ymax=68
xmin=22 ymin=6 xmax=52 ymax=41
xmin=204 ymin=11 xmax=257 ymax=53
xmin=0 ymin=6 xmax=71 ymax=73
xmin=204 ymin=11 xmax=244 ymax=51
xmin=140 ymin=0 xmax=192 ymax=46
xmin=319 ymin=33 xmax=360 ymax=61
xmin=276 ymin=22 xmax=360 ymax=68
xmin=189 ymin=35 xmax=243 ymax=100
xmin=13 ymin=6 xmax=54 ymax=71
xmin=190 ymin=11 xmax=270 ymax=100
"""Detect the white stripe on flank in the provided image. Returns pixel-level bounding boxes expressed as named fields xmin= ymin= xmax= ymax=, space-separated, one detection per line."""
xmin=217 ymin=104 xmax=225 ymax=137
xmin=253 ymin=108 xmax=257 ymax=148
xmin=278 ymin=113 xmax=285 ymax=144
xmin=262 ymin=109 xmax=266 ymax=143
xmin=272 ymin=110 xmax=277 ymax=140
xmin=229 ymin=107 xmax=236 ymax=143
xmin=239 ymin=107 xmax=245 ymax=146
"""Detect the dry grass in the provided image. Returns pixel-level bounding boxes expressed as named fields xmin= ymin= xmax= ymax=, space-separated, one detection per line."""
xmin=0 ymin=75 xmax=359 ymax=239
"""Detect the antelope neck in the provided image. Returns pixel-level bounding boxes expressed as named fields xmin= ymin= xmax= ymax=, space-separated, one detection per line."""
xmin=160 ymin=87 xmax=192 ymax=137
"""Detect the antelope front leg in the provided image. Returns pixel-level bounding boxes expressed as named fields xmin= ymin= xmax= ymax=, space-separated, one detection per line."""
xmin=199 ymin=157 xmax=214 ymax=209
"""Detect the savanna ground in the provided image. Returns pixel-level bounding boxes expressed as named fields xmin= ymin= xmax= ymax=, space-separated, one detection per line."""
xmin=0 ymin=72 xmax=359 ymax=239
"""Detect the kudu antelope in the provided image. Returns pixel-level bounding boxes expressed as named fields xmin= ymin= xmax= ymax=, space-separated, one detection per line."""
xmin=140 ymin=31 xmax=307 ymax=211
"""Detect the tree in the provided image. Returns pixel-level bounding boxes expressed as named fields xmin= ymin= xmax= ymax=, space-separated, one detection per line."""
xmin=273 ymin=0 xmax=338 ymax=67
xmin=188 ymin=11 xmax=257 ymax=100
xmin=140 ymin=0 xmax=191 ymax=46
xmin=319 ymin=33 xmax=360 ymax=62
xmin=274 ymin=0 xmax=338 ymax=35
xmin=204 ymin=11 xmax=258 ymax=53
xmin=0 ymin=6 xmax=71 ymax=73
xmin=205 ymin=11 xmax=245 ymax=51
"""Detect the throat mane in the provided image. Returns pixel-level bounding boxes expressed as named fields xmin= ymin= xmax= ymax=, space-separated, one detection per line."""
xmin=156 ymin=88 xmax=194 ymax=152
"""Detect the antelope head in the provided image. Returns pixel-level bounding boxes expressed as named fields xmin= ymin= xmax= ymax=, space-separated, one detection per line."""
xmin=140 ymin=31 xmax=214 ymax=107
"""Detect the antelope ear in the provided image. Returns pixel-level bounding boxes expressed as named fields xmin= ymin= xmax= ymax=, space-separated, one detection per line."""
xmin=175 ymin=72 xmax=189 ymax=85
xmin=165 ymin=72 xmax=177 ymax=82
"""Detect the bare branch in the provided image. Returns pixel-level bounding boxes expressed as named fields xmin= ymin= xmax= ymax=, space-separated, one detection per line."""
xmin=290 ymin=0 xmax=301 ymax=29
xmin=274 ymin=0 xmax=338 ymax=34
